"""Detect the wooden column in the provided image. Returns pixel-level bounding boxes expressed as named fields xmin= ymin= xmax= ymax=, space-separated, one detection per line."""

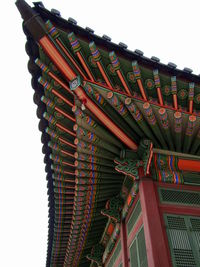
xmin=120 ymin=220 xmax=129 ymax=267
xmin=139 ymin=177 xmax=171 ymax=267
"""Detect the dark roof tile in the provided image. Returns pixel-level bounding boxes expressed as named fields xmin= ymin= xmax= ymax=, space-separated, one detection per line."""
xmin=134 ymin=49 xmax=144 ymax=56
xmin=102 ymin=34 xmax=111 ymax=41
xmin=68 ymin=17 xmax=77 ymax=25
xmin=151 ymin=56 xmax=160 ymax=62
xmin=51 ymin=8 xmax=61 ymax=17
xmin=168 ymin=62 xmax=177 ymax=69
xmin=119 ymin=42 xmax=128 ymax=49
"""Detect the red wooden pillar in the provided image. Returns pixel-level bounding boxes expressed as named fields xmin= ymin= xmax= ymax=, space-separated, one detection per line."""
xmin=120 ymin=220 xmax=129 ymax=267
xmin=139 ymin=177 xmax=171 ymax=267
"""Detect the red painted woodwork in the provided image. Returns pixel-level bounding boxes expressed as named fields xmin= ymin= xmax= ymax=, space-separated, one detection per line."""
xmin=116 ymin=70 xmax=131 ymax=95
xmin=139 ymin=178 xmax=171 ymax=267
xmin=156 ymin=87 xmax=164 ymax=105
xmin=178 ymin=159 xmax=200 ymax=172
xmin=56 ymin=123 xmax=76 ymax=137
xmin=83 ymin=78 xmax=197 ymax=116
xmin=120 ymin=221 xmax=129 ymax=267
xmin=40 ymin=35 xmax=138 ymax=150
xmin=127 ymin=215 xmax=143 ymax=248
xmin=154 ymin=181 xmax=200 ymax=267
xmin=96 ymin=61 xmax=113 ymax=88
xmin=49 ymin=73 xmax=73 ymax=95
xmin=137 ymin=79 xmax=147 ymax=101
xmin=73 ymin=86 xmax=138 ymax=149
xmin=107 ymin=223 xmax=114 ymax=236
xmin=55 ymin=38 xmax=87 ymax=79
xmin=77 ymin=52 xmax=94 ymax=81
xmin=105 ymin=237 xmax=121 ymax=267
xmin=155 ymin=181 xmax=200 ymax=192
xmin=125 ymin=194 xmax=139 ymax=224
xmin=189 ymin=99 xmax=193 ymax=113
xmin=61 ymin=149 xmax=74 ymax=158
xmin=55 ymin=106 xmax=76 ymax=122
xmin=59 ymin=137 xmax=76 ymax=148
xmin=40 ymin=36 xmax=76 ymax=80
xmin=173 ymin=94 xmax=178 ymax=110
xmin=114 ymin=255 xmax=122 ymax=267
xmin=159 ymin=204 xmax=200 ymax=216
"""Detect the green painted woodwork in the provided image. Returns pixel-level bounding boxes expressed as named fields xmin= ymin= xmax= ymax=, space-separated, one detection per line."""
xmin=87 ymin=244 xmax=104 ymax=266
xmin=121 ymin=176 xmax=134 ymax=200
xmin=129 ymin=226 xmax=148 ymax=267
xmin=106 ymin=240 xmax=121 ymax=267
xmin=101 ymin=196 xmax=123 ymax=222
xmin=158 ymin=187 xmax=200 ymax=206
xmin=164 ymin=214 xmax=200 ymax=267
xmin=84 ymin=83 xmax=138 ymax=141
xmin=106 ymin=91 xmax=144 ymax=138
xmin=115 ymin=139 xmax=153 ymax=179
xmin=158 ymin=108 xmax=175 ymax=151
xmin=183 ymin=172 xmax=200 ymax=186
xmin=183 ymin=115 xmax=197 ymax=153
xmin=19 ymin=5 xmax=200 ymax=266
xmin=74 ymin=126 xmax=120 ymax=155
xmin=124 ymin=98 xmax=159 ymax=147
xmin=73 ymin=106 xmax=123 ymax=148
xmin=142 ymin=102 xmax=167 ymax=149
xmin=122 ymin=183 xmax=139 ymax=220
xmin=127 ymin=201 xmax=141 ymax=236
xmin=115 ymin=158 xmax=142 ymax=180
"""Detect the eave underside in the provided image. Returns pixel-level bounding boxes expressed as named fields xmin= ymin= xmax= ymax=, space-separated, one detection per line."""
xmin=16 ymin=1 xmax=200 ymax=266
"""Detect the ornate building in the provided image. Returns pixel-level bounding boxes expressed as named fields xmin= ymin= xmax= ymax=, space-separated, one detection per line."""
xmin=16 ymin=1 xmax=200 ymax=266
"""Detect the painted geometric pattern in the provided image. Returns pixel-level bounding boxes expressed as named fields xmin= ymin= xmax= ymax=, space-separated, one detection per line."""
xmin=16 ymin=1 xmax=200 ymax=266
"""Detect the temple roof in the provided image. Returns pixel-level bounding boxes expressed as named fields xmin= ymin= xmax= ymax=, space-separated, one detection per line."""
xmin=16 ymin=1 xmax=200 ymax=266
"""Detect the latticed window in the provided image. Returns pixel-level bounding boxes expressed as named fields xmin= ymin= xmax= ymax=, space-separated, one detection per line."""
xmin=159 ymin=188 xmax=200 ymax=206
xmin=164 ymin=214 xmax=200 ymax=267
xmin=127 ymin=201 xmax=141 ymax=236
xmin=106 ymin=240 xmax=121 ymax=267
xmin=129 ymin=226 xmax=148 ymax=267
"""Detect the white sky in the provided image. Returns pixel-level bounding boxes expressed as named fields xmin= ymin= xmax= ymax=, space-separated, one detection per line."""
xmin=1 ymin=1 xmax=200 ymax=266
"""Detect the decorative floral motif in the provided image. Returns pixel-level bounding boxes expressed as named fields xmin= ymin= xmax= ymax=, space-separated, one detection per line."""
xmin=127 ymin=72 xmax=136 ymax=83
xmin=174 ymin=112 xmax=182 ymax=133
xmin=125 ymin=98 xmax=143 ymax=122
xmin=53 ymin=80 xmax=61 ymax=88
xmin=177 ymin=89 xmax=188 ymax=100
xmin=162 ymin=85 xmax=171 ymax=96
xmin=145 ymin=79 xmax=155 ymax=90
xmin=194 ymin=93 xmax=200 ymax=104
xmin=185 ymin=115 xmax=196 ymax=136
xmin=159 ymin=108 xmax=169 ymax=129
xmin=55 ymin=97 xmax=64 ymax=106
xmin=55 ymin=112 xmax=64 ymax=120
xmin=143 ymin=103 xmax=156 ymax=125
